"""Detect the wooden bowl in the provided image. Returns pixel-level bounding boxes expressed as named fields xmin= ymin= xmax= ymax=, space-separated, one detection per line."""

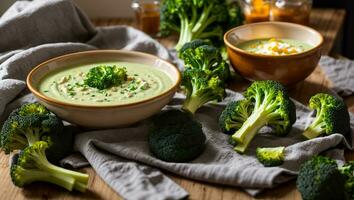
xmin=27 ymin=50 xmax=181 ymax=128
xmin=224 ymin=22 xmax=323 ymax=86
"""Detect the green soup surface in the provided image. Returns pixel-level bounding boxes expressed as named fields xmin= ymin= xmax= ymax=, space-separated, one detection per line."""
xmin=39 ymin=62 xmax=174 ymax=106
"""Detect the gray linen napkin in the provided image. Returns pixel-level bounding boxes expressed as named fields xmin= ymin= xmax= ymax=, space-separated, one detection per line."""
xmin=0 ymin=0 xmax=354 ymax=199
xmin=320 ymin=56 xmax=354 ymax=96
xmin=61 ymin=91 xmax=354 ymax=197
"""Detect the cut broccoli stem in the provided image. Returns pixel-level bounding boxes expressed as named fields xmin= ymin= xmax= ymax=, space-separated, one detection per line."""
xmin=303 ymin=107 xmax=326 ymax=139
xmin=232 ymin=95 xmax=281 ymax=153
xmin=18 ymin=168 xmax=75 ymax=191
xmin=45 ymin=164 xmax=89 ymax=184
xmin=26 ymin=143 xmax=89 ymax=188
xmin=303 ymin=121 xmax=326 ymax=139
xmin=182 ymin=93 xmax=210 ymax=114
xmin=191 ymin=5 xmax=213 ymax=33
xmin=74 ymin=181 xmax=88 ymax=193
xmin=176 ymin=14 xmax=193 ymax=51
xmin=232 ymin=110 xmax=268 ymax=143
xmin=182 ymin=95 xmax=202 ymax=114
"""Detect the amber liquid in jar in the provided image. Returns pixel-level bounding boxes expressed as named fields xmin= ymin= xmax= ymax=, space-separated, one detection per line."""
xmin=132 ymin=1 xmax=160 ymax=36
xmin=271 ymin=0 xmax=312 ymax=25
xmin=244 ymin=0 xmax=271 ymax=23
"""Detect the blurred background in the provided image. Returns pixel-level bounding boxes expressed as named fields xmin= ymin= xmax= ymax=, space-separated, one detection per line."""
xmin=0 ymin=0 xmax=353 ymax=58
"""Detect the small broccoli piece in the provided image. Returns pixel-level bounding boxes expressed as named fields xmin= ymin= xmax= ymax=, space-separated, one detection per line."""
xmin=339 ymin=161 xmax=354 ymax=199
xmin=160 ymin=0 xmax=243 ymax=50
xmin=296 ymin=156 xmax=346 ymax=200
xmin=256 ymin=146 xmax=285 ymax=167
xmin=148 ymin=110 xmax=206 ymax=162
xmin=10 ymin=141 xmax=89 ymax=192
xmin=218 ymin=99 xmax=253 ymax=134
xmin=84 ymin=65 xmax=127 ymax=90
xmin=9 ymin=103 xmax=50 ymax=118
xmin=179 ymin=40 xmax=230 ymax=81
xmin=181 ymin=68 xmax=226 ymax=114
xmin=230 ymin=80 xmax=296 ymax=153
xmin=303 ymin=93 xmax=350 ymax=139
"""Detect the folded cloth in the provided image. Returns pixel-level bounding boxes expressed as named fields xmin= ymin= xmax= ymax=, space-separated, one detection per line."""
xmin=0 ymin=0 xmax=353 ymax=199
xmin=61 ymin=91 xmax=354 ymax=197
xmin=320 ymin=56 xmax=354 ymax=97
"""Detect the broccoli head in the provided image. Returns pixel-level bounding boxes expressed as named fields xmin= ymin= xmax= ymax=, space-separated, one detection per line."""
xmin=230 ymin=80 xmax=296 ymax=153
xmin=84 ymin=65 xmax=127 ymax=90
xmin=9 ymin=103 xmax=50 ymax=118
xmin=1 ymin=114 xmax=63 ymax=153
xmin=179 ymin=40 xmax=230 ymax=81
xmin=296 ymin=156 xmax=346 ymax=200
xmin=256 ymin=146 xmax=285 ymax=167
xmin=218 ymin=99 xmax=253 ymax=134
xmin=303 ymin=93 xmax=350 ymax=139
xmin=148 ymin=110 xmax=206 ymax=162
xmin=339 ymin=161 xmax=354 ymax=199
xmin=160 ymin=0 xmax=243 ymax=50
xmin=10 ymin=141 xmax=89 ymax=192
xmin=181 ymin=68 xmax=226 ymax=114
xmin=1 ymin=114 xmax=73 ymax=164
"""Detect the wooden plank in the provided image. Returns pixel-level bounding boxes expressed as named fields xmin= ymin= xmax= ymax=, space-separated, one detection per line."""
xmin=0 ymin=8 xmax=347 ymax=200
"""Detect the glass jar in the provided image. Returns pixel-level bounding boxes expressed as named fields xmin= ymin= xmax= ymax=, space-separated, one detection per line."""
xmin=270 ymin=0 xmax=312 ymax=25
xmin=241 ymin=0 xmax=271 ymax=23
xmin=131 ymin=0 xmax=160 ymax=36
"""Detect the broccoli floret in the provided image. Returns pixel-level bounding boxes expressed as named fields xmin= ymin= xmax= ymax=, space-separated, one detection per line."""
xmin=148 ymin=110 xmax=206 ymax=162
xmin=9 ymin=103 xmax=50 ymax=118
xmin=181 ymin=68 xmax=226 ymax=114
xmin=84 ymin=65 xmax=127 ymax=90
xmin=296 ymin=156 xmax=346 ymax=200
xmin=339 ymin=161 xmax=354 ymax=199
xmin=230 ymin=80 xmax=296 ymax=153
xmin=218 ymin=99 xmax=253 ymax=134
xmin=1 ymin=114 xmax=61 ymax=153
xmin=179 ymin=41 xmax=230 ymax=81
xmin=160 ymin=0 xmax=243 ymax=50
xmin=303 ymin=93 xmax=350 ymax=139
xmin=10 ymin=141 xmax=88 ymax=192
xmin=256 ymin=146 xmax=285 ymax=167
xmin=1 ymin=115 xmax=72 ymax=162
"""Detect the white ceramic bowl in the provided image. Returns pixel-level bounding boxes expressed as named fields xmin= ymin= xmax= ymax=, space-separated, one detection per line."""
xmin=27 ymin=50 xmax=181 ymax=128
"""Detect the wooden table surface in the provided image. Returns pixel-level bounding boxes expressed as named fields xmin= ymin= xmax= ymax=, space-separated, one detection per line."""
xmin=0 ymin=8 xmax=350 ymax=200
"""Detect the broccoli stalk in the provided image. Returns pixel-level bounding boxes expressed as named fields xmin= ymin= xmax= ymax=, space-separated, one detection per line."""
xmin=11 ymin=141 xmax=88 ymax=192
xmin=303 ymin=93 xmax=350 ymax=139
xmin=181 ymin=69 xmax=225 ymax=114
xmin=230 ymin=81 xmax=295 ymax=153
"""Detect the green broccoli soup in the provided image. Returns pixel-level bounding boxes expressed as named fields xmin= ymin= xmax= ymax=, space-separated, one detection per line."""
xmin=38 ymin=62 xmax=174 ymax=106
xmin=236 ymin=38 xmax=313 ymax=56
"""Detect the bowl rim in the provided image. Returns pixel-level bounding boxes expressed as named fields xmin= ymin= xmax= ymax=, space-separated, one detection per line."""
xmin=223 ymin=21 xmax=324 ymax=59
xmin=27 ymin=50 xmax=181 ymax=109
